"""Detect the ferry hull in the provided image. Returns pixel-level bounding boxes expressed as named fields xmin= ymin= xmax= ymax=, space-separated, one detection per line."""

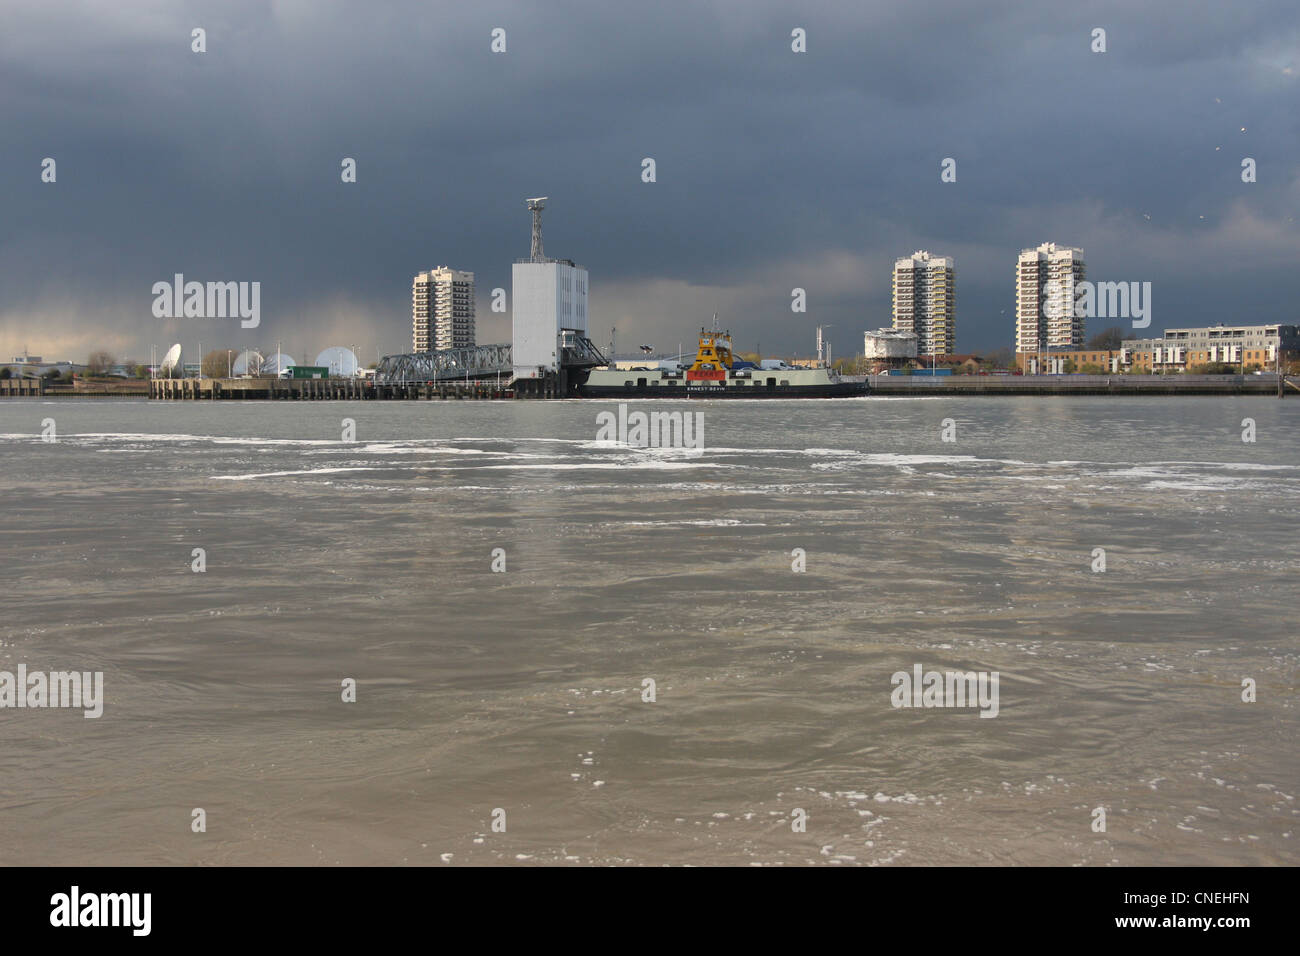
xmin=580 ymin=324 xmax=867 ymax=398
xmin=577 ymin=381 xmax=868 ymax=399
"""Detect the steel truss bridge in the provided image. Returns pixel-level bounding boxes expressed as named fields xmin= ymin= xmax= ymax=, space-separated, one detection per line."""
xmin=376 ymin=343 xmax=512 ymax=384
xmin=375 ymin=335 xmax=607 ymax=384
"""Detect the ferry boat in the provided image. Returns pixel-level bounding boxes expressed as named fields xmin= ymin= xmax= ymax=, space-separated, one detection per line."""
xmin=577 ymin=325 xmax=868 ymax=399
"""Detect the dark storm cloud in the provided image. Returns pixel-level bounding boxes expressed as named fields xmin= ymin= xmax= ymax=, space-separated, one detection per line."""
xmin=1 ymin=0 xmax=1297 ymax=363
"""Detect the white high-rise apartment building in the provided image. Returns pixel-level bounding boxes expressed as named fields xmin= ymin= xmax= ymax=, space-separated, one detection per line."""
xmin=1015 ymin=243 xmax=1085 ymax=353
xmin=892 ymin=251 xmax=955 ymax=355
xmin=412 ymin=266 xmax=475 ymax=353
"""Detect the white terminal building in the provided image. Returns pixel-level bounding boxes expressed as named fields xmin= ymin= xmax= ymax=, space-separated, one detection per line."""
xmin=511 ymin=198 xmax=588 ymax=381
xmin=864 ymin=327 xmax=919 ymax=359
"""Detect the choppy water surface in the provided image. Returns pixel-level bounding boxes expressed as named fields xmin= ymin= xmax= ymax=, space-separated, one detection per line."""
xmin=1 ymin=396 xmax=1296 ymax=865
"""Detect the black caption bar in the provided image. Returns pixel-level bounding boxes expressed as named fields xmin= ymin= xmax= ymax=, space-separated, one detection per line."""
xmin=0 ymin=865 xmax=1276 ymax=943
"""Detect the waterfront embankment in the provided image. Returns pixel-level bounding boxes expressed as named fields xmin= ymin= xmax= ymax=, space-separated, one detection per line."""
xmin=5 ymin=373 xmax=1295 ymax=400
xmin=865 ymin=373 xmax=1296 ymax=396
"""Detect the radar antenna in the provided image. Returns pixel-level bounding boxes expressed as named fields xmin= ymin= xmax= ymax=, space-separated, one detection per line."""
xmin=526 ymin=197 xmax=548 ymax=259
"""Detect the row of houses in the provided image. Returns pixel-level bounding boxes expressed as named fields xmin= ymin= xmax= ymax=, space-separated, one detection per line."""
xmin=1015 ymin=324 xmax=1298 ymax=373
xmin=865 ymin=324 xmax=1298 ymax=374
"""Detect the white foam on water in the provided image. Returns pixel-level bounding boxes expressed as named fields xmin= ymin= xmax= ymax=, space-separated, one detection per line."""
xmin=211 ymin=437 xmax=349 ymax=446
xmin=24 ymin=432 xmax=346 ymax=447
xmin=575 ymin=440 xmax=711 ymax=457
xmin=810 ymin=453 xmax=1034 ymax=472
xmin=351 ymin=444 xmax=501 ymax=456
xmin=860 ymin=453 xmax=1030 ymax=467
xmin=452 ymin=436 xmax=591 ymax=444
xmin=69 ymin=432 xmax=215 ymax=442
xmin=1052 ymin=459 xmax=1299 ymax=473
xmin=211 ymin=466 xmax=382 ymax=481
xmin=701 ymin=447 xmax=858 ymax=456
xmin=472 ymin=460 xmax=727 ymax=471
xmin=1100 ymin=465 xmax=1232 ymax=481
xmin=1215 ymin=462 xmax=1300 ymax=471
xmin=1142 ymin=479 xmax=1263 ymax=492
xmin=615 ymin=518 xmax=766 ymax=527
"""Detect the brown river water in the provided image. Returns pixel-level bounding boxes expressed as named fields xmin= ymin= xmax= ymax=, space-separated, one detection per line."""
xmin=1 ymin=396 xmax=1296 ymax=865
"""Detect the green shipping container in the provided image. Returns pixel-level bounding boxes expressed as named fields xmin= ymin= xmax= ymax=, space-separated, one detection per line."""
xmin=286 ymin=366 xmax=329 ymax=379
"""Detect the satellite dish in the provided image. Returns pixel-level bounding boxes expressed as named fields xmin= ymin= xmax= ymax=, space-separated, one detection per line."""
xmin=232 ymin=349 xmax=264 ymax=375
xmin=261 ymin=353 xmax=296 ymax=375
xmin=315 ymin=346 xmax=358 ymax=377
xmin=160 ymin=343 xmax=182 ymax=374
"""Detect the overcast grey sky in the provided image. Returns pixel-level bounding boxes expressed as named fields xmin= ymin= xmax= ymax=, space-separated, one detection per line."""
xmin=2 ymin=0 xmax=1297 ymax=364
